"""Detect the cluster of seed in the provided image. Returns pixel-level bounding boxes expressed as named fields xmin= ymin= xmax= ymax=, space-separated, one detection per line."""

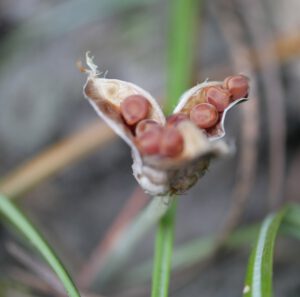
xmin=120 ymin=75 xmax=249 ymax=158
xmin=189 ymin=74 xmax=249 ymax=131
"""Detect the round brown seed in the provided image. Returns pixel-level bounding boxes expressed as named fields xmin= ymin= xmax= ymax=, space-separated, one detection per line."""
xmin=190 ymin=103 xmax=219 ymax=129
xmin=223 ymin=74 xmax=249 ymax=100
xmin=166 ymin=113 xmax=189 ymax=127
xmin=160 ymin=127 xmax=184 ymax=157
xmin=136 ymin=127 xmax=162 ymax=155
xmin=120 ymin=95 xmax=149 ymax=126
xmin=135 ymin=119 xmax=162 ymax=136
xmin=205 ymin=86 xmax=231 ymax=112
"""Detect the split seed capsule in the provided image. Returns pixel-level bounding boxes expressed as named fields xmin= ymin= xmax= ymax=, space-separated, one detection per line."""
xmin=190 ymin=103 xmax=219 ymax=129
xmin=120 ymin=95 xmax=150 ymax=126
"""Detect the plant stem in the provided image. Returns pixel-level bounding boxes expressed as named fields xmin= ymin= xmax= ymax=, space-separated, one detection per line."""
xmin=151 ymin=200 xmax=177 ymax=297
xmin=151 ymin=0 xmax=200 ymax=296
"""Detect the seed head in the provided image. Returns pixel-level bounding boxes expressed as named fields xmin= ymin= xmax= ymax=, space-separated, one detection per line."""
xmin=83 ymin=53 xmax=249 ymax=195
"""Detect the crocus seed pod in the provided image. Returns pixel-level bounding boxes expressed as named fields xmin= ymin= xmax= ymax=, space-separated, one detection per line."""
xmin=159 ymin=127 xmax=184 ymax=157
xmin=82 ymin=53 xmax=249 ymax=195
xmin=205 ymin=86 xmax=231 ymax=112
xmin=166 ymin=113 xmax=189 ymax=127
xmin=223 ymin=74 xmax=249 ymax=100
xmin=120 ymin=95 xmax=149 ymax=126
xmin=135 ymin=119 xmax=162 ymax=136
xmin=136 ymin=128 xmax=162 ymax=155
xmin=190 ymin=103 xmax=219 ymax=129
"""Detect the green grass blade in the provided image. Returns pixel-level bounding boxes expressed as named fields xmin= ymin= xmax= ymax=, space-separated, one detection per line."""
xmin=243 ymin=208 xmax=287 ymax=297
xmin=151 ymin=200 xmax=177 ymax=297
xmin=0 ymin=194 xmax=81 ymax=297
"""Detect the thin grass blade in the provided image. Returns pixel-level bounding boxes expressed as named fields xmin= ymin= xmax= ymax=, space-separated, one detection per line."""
xmin=0 ymin=194 xmax=81 ymax=297
xmin=243 ymin=208 xmax=287 ymax=297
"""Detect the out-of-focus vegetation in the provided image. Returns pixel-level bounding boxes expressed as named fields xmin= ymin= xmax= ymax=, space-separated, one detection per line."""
xmin=0 ymin=1 xmax=300 ymax=297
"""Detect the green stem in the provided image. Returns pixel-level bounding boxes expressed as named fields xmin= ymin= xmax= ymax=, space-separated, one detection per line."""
xmin=151 ymin=200 xmax=177 ymax=297
xmin=151 ymin=0 xmax=200 ymax=296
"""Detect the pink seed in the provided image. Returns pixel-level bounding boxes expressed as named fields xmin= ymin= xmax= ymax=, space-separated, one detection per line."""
xmin=205 ymin=86 xmax=231 ymax=112
xmin=136 ymin=127 xmax=162 ymax=155
xmin=120 ymin=95 xmax=149 ymax=126
xmin=223 ymin=74 xmax=249 ymax=100
xmin=160 ymin=127 xmax=184 ymax=157
xmin=190 ymin=103 xmax=219 ymax=129
xmin=135 ymin=119 xmax=162 ymax=136
xmin=166 ymin=113 xmax=189 ymax=127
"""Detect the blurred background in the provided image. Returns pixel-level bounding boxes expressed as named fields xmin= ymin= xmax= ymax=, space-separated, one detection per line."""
xmin=0 ymin=0 xmax=300 ymax=296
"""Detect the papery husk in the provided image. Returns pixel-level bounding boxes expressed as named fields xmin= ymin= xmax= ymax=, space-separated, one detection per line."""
xmin=82 ymin=53 xmax=247 ymax=195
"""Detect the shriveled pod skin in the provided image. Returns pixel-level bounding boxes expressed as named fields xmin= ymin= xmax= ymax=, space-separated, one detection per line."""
xmin=82 ymin=53 xmax=249 ymax=195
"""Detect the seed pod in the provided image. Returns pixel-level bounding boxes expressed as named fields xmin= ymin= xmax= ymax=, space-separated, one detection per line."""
xmin=120 ymin=95 xmax=149 ymax=126
xmin=160 ymin=127 xmax=184 ymax=157
xmin=135 ymin=119 xmax=162 ymax=136
xmin=166 ymin=113 xmax=189 ymax=127
xmin=83 ymin=53 xmax=249 ymax=195
xmin=190 ymin=103 xmax=219 ymax=129
xmin=223 ymin=74 xmax=249 ymax=100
